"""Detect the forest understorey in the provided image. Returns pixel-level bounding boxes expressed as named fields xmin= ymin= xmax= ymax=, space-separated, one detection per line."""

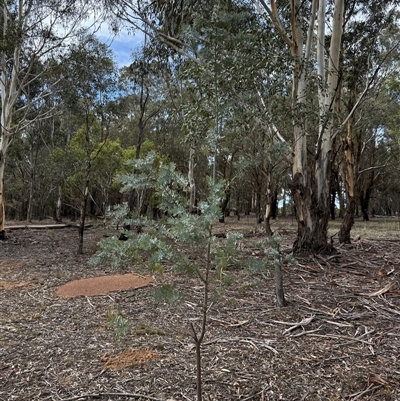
xmin=0 ymin=217 xmax=399 ymax=401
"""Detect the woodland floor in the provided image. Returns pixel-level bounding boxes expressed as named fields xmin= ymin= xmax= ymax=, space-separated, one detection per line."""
xmin=1 ymin=215 xmax=400 ymax=401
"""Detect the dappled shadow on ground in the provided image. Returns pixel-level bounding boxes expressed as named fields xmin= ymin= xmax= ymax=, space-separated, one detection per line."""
xmin=0 ymin=217 xmax=399 ymax=401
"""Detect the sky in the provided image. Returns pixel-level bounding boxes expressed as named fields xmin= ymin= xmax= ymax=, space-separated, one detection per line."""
xmin=95 ymin=23 xmax=144 ymax=67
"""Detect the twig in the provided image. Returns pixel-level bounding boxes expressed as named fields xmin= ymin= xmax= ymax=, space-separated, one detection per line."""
xmin=324 ymin=320 xmax=353 ymax=328
xmin=209 ymin=317 xmax=249 ymax=327
xmin=310 ymin=256 xmax=325 ymax=270
xmin=203 ymin=337 xmax=278 ymax=354
xmin=347 ymin=384 xmax=381 ymax=401
xmin=291 ymin=328 xmax=322 ymax=338
xmin=357 ymin=281 xmax=396 ymax=297
xmin=60 ymin=393 xmax=164 ymax=401
xmin=282 ymin=315 xmax=316 ymax=335
xmin=308 ymin=329 xmax=375 ymax=348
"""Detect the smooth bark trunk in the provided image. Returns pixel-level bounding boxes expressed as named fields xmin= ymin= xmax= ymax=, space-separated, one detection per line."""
xmin=264 ymin=166 xmax=273 ymax=236
xmin=55 ymin=186 xmax=62 ymax=223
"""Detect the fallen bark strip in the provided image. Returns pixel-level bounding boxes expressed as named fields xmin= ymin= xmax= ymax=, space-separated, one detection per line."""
xmin=5 ymin=223 xmax=93 ymax=230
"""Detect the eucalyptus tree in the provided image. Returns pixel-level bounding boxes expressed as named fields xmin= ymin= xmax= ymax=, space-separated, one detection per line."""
xmin=157 ymin=1 xmax=291 ymax=221
xmin=254 ymin=0 xmax=400 ymax=252
xmin=54 ymin=34 xmax=118 ymax=253
xmin=0 ymin=0 xmax=98 ymax=239
xmin=252 ymin=0 xmax=345 ymax=253
xmin=379 ymin=75 xmax=400 ymax=215
xmin=118 ymin=37 xmax=169 ymax=216
xmin=333 ymin=1 xmax=400 ymax=242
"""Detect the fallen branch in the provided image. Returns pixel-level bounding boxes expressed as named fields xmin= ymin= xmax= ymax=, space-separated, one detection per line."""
xmin=60 ymin=392 xmax=164 ymax=401
xmin=5 ymin=223 xmax=93 ymax=230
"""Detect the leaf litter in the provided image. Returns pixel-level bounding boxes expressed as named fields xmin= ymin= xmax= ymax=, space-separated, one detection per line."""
xmin=0 ymin=218 xmax=399 ymax=401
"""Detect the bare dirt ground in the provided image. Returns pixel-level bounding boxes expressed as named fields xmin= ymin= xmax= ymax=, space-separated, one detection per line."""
xmin=1 ymin=216 xmax=400 ymax=401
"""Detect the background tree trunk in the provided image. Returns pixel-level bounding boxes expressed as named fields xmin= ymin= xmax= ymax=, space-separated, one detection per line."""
xmin=339 ymin=85 xmax=357 ymax=243
xmin=78 ymin=164 xmax=90 ymax=254
xmin=188 ymin=147 xmax=196 ymax=214
xmin=0 ymin=152 xmax=5 ymax=240
xmin=55 ymin=186 xmax=62 ymax=223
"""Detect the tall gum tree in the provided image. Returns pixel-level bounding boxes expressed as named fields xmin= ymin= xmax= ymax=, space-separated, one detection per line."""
xmin=0 ymin=0 xmax=96 ymax=239
xmin=254 ymin=0 xmax=344 ymax=253
xmin=338 ymin=1 xmax=400 ymax=243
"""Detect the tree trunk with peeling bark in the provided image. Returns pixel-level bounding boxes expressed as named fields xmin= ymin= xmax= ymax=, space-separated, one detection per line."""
xmin=0 ymin=151 xmax=6 ymax=240
xmin=339 ymin=86 xmax=356 ymax=243
xmin=290 ymin=0 xmax=344 ymax=254
xmin=253 ymin=0 xmax=345 ymax=253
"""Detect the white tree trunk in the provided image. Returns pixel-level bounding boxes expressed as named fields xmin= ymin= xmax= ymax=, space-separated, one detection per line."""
xmin=258 ymin=0 xmax=344 ymax=252
xmin=315 ymin=0 xmax=344 ymax=241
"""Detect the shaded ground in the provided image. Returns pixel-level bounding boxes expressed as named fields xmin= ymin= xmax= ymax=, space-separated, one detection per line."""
xmin=0 ymin=216 xmax=399 ymax=401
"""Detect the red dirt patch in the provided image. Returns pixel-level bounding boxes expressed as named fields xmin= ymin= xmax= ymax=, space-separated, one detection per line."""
xmin=55 ymin=273 xmax=153 ymax=298
xmin=0 ymin=280 xmax=30 ymax=290
xmin=101 ymin=348 xmax=160 ymax=370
